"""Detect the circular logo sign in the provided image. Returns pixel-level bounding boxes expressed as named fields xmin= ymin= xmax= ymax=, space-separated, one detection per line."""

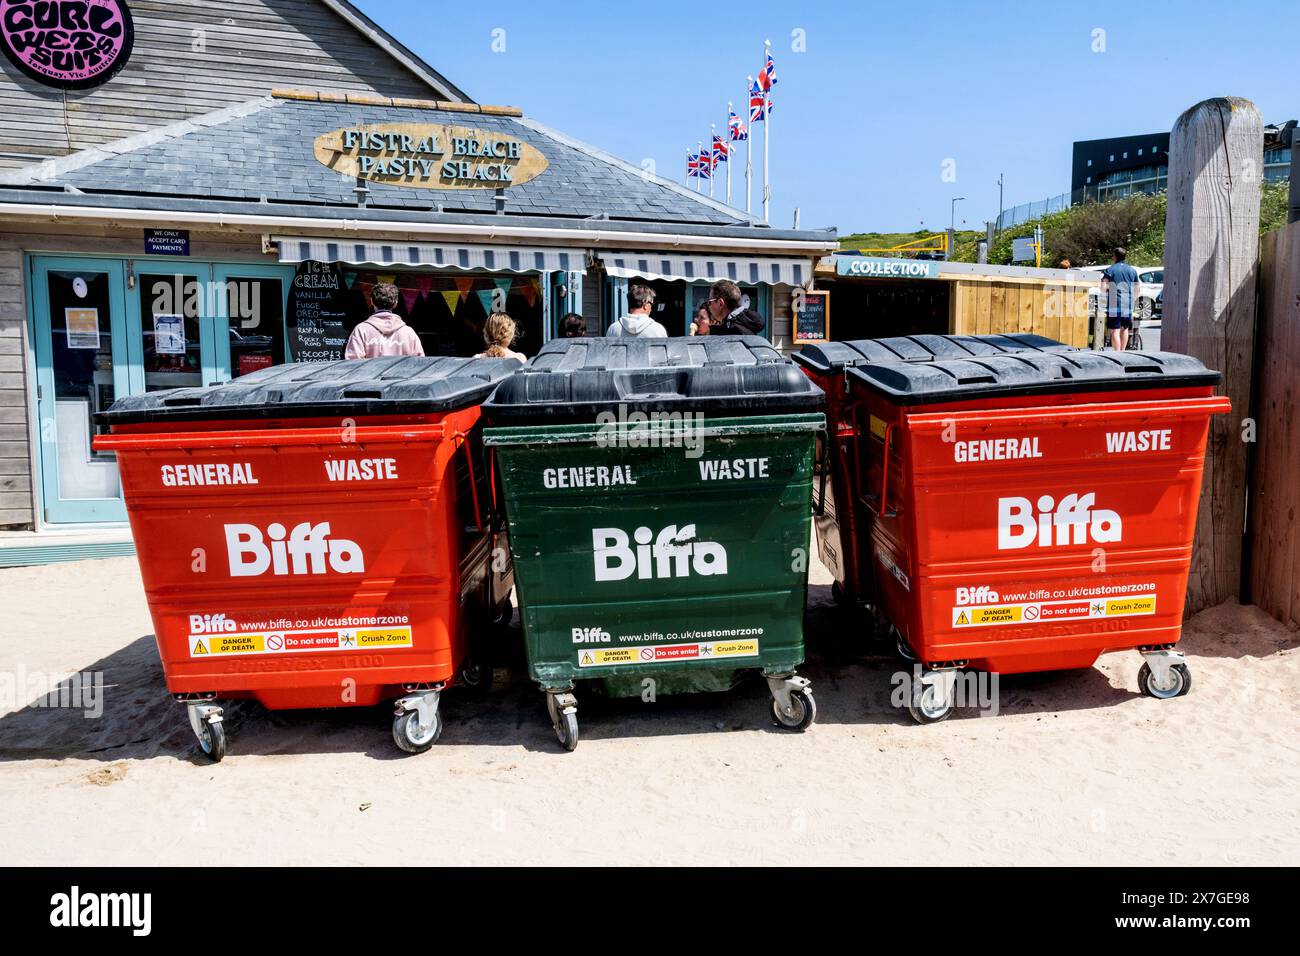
xmin=1 ymin=0 xmax=135 ymax=90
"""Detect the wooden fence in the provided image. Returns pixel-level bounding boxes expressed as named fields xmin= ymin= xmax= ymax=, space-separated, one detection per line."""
xmin=1247 ymin=218 xmax=1300 ymax=624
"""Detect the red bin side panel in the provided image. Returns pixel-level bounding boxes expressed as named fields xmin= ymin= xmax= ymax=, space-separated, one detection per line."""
xmin=876 ymin=395 xmax=1230 ymax=673
xmin=101 ymin=414 xmax=477 ymax=709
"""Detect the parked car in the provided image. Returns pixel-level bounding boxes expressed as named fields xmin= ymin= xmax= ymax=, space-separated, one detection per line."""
xmin=1083 ymin=264 xmax=1164 ymax=322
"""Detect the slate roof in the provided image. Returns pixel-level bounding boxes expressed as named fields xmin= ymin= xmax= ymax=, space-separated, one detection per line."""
xmin=0 ymin=95 xmax=764 ymax=230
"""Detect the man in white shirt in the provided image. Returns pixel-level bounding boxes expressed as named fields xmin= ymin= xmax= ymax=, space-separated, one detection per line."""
xmin=607 ymin=283 xmax=668 ymax=338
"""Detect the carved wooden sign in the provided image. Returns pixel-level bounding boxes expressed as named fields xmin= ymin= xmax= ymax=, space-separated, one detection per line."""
xmin=314 ymin=122 xmax=548 ymax=190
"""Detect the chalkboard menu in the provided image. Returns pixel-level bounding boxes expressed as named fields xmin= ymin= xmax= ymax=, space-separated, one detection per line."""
xmin=794 ymin=289 xmax=831 ymax=344
xmin=287 ymin=261 xmax=350 ymax=362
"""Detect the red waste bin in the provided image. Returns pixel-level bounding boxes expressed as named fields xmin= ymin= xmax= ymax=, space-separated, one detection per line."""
xmin=94 ymin=356 xmax=519 ymax=760
xmin=839 ymin=341 xmax=1229 ymax=722
xmin=793 ymin=334 xmax=1072 ymax=612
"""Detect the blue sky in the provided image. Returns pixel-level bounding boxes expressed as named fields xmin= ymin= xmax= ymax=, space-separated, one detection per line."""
xmin=356 ymin=0 xmax=1296 ymax=234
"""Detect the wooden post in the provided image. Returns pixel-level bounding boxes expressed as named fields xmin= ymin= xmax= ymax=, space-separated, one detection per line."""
xmin=1163 ymin=97 xmax=1263 ymax=614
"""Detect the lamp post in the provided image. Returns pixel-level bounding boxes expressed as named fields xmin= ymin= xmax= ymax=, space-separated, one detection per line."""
xmin=950 ymin=196 xmax=966 ymax=230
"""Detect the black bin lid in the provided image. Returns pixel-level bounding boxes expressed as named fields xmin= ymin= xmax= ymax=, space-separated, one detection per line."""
xmin=848 ymin=349 xmax=1220 ymax=406
xmin=97 ymin=356 xmax=522 ymax=425
xmin=793 ymin=333 xmax=1074 ymax=374
xmin=483 ymin=335 xmax=825 ymax=424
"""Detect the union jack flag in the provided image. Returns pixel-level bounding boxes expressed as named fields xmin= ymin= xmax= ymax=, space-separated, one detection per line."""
xmin=749 ymin=78 xmax=768 ymax=123
xmin=697 ymin=152 xmax=713 ymax=179
xmin=687 ymin=150 xmax=700 ymax=178
xmin=728 ymin=110 xmax=747 ymax=141
xmin=758 ymin=51 xmax=778 ymax=91
xmin=712 ymin=134 xmax=728 ymax=164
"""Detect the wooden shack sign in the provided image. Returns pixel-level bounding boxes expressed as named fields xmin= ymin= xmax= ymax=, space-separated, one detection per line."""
xmin=794 ymin=289 xmax=831 ymax=344
xmin=314 ymin=123 xmax=549 ymax=190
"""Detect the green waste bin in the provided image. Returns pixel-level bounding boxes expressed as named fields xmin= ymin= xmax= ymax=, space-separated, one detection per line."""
xmin=483 ymin=336 xmax=826 ymax=750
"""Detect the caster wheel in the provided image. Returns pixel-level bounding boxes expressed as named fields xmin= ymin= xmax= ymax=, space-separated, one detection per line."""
xmin=1138 ymin=661 xmax=1191 ymax=699
xmin=546 ymin=694 xmax=579 ymax=752
xmin=894 ymin=630 xmax=917 ymax=662
xmin=492 ymin=601 xmax=514 ymax=627
xmin=392 ymin=709 xmax=442 ymax=754
xmin=908 ymin=677 xmax=954 ymax=724
xmin=771 ymin=689 xmax=816 ymax=731
xmin=458 ymin=657 xmax=493 ymax=694
xmin=197 ymin=719 xmax=226 ymax=763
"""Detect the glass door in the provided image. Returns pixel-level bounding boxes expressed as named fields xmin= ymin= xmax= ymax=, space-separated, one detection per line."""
xmin=132 ymin=269 xmax=211 ymax=392
xmin=212 ymin=264 xmax=292 ymax=380
xmin=30 ymin=257 xmax=132 ymax=524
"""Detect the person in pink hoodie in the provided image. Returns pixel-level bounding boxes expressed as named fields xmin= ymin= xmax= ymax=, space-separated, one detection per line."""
xmin=344 ymin=282 xmax=425 ymax=359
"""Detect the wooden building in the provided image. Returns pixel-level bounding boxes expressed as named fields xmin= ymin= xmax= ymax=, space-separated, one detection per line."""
xmin=811 ymin=255 xmax=1100 ymax=348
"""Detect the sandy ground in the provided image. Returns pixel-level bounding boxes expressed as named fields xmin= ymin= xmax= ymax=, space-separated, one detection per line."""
xmin=1 ymin=551 xmax=1297 ymax=866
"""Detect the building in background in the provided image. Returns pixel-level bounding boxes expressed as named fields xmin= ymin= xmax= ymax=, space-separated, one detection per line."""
xmin=0 ymin=0 xmax=834 ymax=541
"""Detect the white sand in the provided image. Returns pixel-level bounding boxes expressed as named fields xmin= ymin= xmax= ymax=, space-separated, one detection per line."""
xmin=1 ymin=553 xmax=1297 ymax=866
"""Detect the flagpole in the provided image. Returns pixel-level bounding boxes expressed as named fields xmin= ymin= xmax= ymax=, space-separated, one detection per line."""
xmin=709 ymin=124 xmax=716 ymax=199
xmin=725 ymin=102 xmax=733 ymax=207
xmin=745 ymin=76 xmax=753 ymax=216
xmin=696 ymin=140 xmax=703 ymax=193
xmin=762 ymin=39 xmax=771 ymax=224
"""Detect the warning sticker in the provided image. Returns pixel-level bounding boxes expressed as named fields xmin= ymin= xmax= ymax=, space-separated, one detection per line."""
xmin=578 ymin=639 xmax=760 ymax=668
xmin=952 ymin=593 xmax=1157 ymax=628
xmin=189 ymin=625 xmax=413 ymax=657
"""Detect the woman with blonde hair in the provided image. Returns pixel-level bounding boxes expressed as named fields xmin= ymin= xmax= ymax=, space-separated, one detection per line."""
xmin=475 ymin=312 xmax=527 ymax=362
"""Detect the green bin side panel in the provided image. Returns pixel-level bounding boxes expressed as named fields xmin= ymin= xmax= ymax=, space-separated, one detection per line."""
xmin=487 ymin=415 xmax=822 ymax=689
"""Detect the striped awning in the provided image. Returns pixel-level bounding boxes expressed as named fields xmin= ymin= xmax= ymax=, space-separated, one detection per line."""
xmin=599 ymin=251 xmax=811 ymax=286
xmin=274 ymin=237 xmax=587 ymax=273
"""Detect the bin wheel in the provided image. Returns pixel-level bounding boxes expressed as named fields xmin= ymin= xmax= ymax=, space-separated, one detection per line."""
xmin=197 ymin=719 xmax=226 ymax=763
xmin=392 ymin=709 xmax=442 ymax=754
xmin=908 ymin=677 xmax=954 ymax=725
xmin=547 ymin=694 xmax=579 ymax=752
xmin=894 ymin=630 xmax=917 ymax=663
xmin=770 ymin=689 xmax=816 ymax=731
xmin=458 ymin=657 xmax=493 ymax=694
xmin=1138 ymin=661 xmax=1191 ymax=700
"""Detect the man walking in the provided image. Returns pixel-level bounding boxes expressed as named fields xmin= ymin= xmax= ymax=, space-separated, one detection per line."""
xmin=607 ymin=283 xmax=668 ymax=338
xmin=1101 ymin=247 xmax=1139 ymax=352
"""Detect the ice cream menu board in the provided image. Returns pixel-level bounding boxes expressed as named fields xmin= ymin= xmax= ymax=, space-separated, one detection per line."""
xmin=287 ymin=261 xmax=349 ymax=362
xmin=794 ymin=289 xmax=830 ymax=344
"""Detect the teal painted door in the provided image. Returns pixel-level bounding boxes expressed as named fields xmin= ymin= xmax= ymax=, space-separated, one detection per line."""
xmin=30 ymin=257 xmax=133 ymax=523
xmin=31 ymin=258 xmax=293 ymax=524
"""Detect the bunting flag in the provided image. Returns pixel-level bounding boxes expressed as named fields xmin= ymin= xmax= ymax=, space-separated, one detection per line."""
xmin=343 ymin=271 xmax=357 ymax=289
xmin=376 ymin=274 xmax=397 ymax=286
xmin=493 ymin=277 xmax=513 ymax=312
xmin=412 ymin=274 xmax=434 ymax=294
xmin=441 ymin=290 xmax=461 ymax=314
xmin=475 ymin=289 xmax=495 ymax=314
xmin=454 ymin=276 xmax=475 ymax=298
xmin=401 ymin=287 xmax=421 ymax=312
xmin=357 ymin=281 xmax=375 ymax=310
xmin=519 ymin=280 xmax=538 ymax=307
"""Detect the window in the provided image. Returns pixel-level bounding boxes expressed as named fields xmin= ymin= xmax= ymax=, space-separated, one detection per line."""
xmin=1109 ymin=154 xmax=1115 ymax=161
xmin=1087 ymin=159 xmax=1092 ymax=167
xmin=1086 ymin=176 xmax=1091 ymax=184
xmin=1123 ymin=152 xmax=1128 ymax=159
xmin=1138 ymin=148 xmax=1144 ymax=156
